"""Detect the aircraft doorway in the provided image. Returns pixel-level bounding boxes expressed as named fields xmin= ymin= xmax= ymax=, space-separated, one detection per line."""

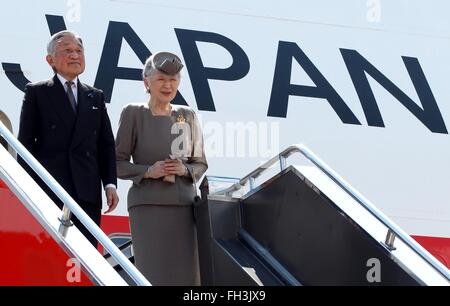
xmin=0 ymin=110 xmax=14 ymax=156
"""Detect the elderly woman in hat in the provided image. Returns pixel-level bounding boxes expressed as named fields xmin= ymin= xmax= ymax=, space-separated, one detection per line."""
xmin=115 ymin=51 xmax=208 ymax=285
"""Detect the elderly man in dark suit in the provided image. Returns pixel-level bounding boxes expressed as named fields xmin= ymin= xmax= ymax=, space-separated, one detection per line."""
xmin=18 ymin=30 xmax=119 ymax=246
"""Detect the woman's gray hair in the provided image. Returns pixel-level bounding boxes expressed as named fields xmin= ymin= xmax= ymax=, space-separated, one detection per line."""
xmin=47 ymin=30 xmax=83 ymax=55
xmin=142 ymin=55 xmax=181 ymax=94
xmin=143 ymin=58 xmax=158 ymax=93
xmin=142 ymin=56 xmax=158 ymax=81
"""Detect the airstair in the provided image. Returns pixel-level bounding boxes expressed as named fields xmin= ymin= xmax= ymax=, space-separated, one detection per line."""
xmin=1 ymin=121 xmax=449 ymax=285
xmin=0 ymin=122 xmax=149 ymax=286
xmin=194 ymin=145 xmax=450 ymax=285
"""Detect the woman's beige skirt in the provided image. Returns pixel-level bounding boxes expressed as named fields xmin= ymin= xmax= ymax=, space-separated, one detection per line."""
xmin=129 ymin=204 xmax=200 ymax=286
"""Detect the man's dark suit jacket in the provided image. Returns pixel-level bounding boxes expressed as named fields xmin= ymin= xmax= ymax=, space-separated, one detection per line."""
xmin=18 ymin=75 xmax=117 ymax=208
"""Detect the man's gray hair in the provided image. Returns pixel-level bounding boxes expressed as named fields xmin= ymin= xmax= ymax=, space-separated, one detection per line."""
xmin=47 ymin=30 xmax=83 ymax=55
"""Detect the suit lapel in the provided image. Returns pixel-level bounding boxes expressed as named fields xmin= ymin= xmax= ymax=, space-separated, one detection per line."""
xmin=71 ymin=80 xmax=93 ymax=147
xmin=44 ymin=75 xmax=77 ymax=130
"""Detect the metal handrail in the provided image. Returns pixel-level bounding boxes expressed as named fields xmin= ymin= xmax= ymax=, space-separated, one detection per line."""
xmin=0 ymin=121 xmax=150 ymax=286
xmin=212 ymin=144 xmax=450 ymax=280
xmin=213 ymin=145 xmax=295 ymax=196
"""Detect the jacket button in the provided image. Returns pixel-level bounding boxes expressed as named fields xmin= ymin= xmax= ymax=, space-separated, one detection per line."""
xmin=51 ymin=124 xmax=56 ymax=129
xmin=86 ymin=151 xmax=91 ymax=157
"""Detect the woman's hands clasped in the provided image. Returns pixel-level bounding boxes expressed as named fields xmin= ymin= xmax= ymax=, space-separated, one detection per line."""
xmin=164 ymin=158 xmax=187 ymax=176
xmin=144 ymin=159 xmax=187 ymax=179
xmin=144 ymin=161 xmax=166 ymax=179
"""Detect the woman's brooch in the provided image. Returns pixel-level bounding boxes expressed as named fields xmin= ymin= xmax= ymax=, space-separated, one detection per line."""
xmin=176 ymin=114 xmax=186 ymax=123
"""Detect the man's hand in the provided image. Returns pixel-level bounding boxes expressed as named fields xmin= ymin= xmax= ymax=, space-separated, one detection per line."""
xmin=104 ymin=187 xmax=119 ymax=214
